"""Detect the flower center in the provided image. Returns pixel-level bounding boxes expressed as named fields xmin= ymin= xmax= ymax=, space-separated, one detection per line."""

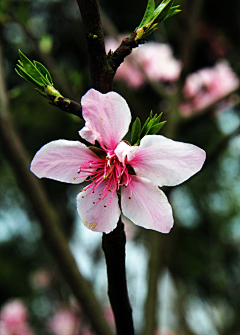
xmin=74 ymin=149 xmax=132 ymax=206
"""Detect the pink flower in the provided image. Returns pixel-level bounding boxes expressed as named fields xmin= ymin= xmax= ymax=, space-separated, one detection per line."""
xmin=105 ymin=38 xmax=181 ymax=88
xmin=30 ymin=89 xmax=206 ymax=234
xmin=180 ymin=60 xmax=239 ymax=116
xmin=0 ymin=300 xmax=34 ymax=335
xmin=48 ymin=308 xmax=79 ymax=335
xmin=134 ymin=42 xmax=182 ymax=82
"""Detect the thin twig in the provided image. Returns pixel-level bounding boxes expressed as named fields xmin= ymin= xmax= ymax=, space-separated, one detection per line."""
xmin=48 ymin=94 xmax=82 ymax=118
xmin=107 ymin=33 xmax=145 ymax=77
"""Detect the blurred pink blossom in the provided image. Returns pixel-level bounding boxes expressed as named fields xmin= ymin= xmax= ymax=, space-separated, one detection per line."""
xmin=134 ymin=42 xmax=182 ymax=82
xmin=121 ymin=214 xmax=137 ymax=240
xmin=30 ymin=269 xmax=52 ymax=289
xmin=180 ymin=60 xmax=239 ymax=116
xmin=105 ymin=37 xmax=181 ymax=88
xmin=103 ymin=306 xmax=115 ymax=327
xmin=0 ymin=299 xmax=34 ymax=335
xmin=48 ymin=308 xmax=80 ymax=335
xmin=155 ymin=330 xmax=180 ymax=335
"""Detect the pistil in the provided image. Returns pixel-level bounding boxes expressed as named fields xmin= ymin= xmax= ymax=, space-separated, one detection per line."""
xmin=74 ymin=149 xmax=132 ymax=206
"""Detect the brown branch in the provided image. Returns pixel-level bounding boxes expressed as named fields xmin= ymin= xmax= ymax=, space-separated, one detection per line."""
xmin=0 ymin=37 xmax=113 ymax=335
xmin=102 ymin=220 xmax=134 ymax=335
xmin=47 ymin=94 xmax=82 ymax=118
xmin=107 ymin=33 xmax=145 ymax=77
xmin=76 ymin=2 xmax=135 ymax=334
xmin=76 ymin=0 xmax=112 ymax=93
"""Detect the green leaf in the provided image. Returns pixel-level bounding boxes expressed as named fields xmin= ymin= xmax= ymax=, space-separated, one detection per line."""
xmin=35 ymin=88 xmax=48 ymax=99
xmin=164 ymin=5 xmax=181 ymax=21
xmin=139 ymin=0 xmax=155 ymax=28
xmin=153 ymin=0 xmax=173 ymax=24
xmin=15 ymin=65 xmax=44 ymax=88
xmin=144 ymin=115 xmax=157 ymax=135
xmin=153 ymin=112 xmax=163 ymax=125
xmin=131 ymin=117 xmax=141 ymax=145
xmin=33 ymin=61 xmax=53 ymax=85
xmin=140 ymin=116 xmax=150 ymax=136
xmin=148 ymin=121 xmax=166 ymax=134
xmin=18 ymin=49 xmax=49 ymax=86
xmin=135 ymin=0 xmax=180 ymax=40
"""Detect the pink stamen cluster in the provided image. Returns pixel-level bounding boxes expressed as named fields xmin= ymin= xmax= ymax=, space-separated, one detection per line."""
xmin=74 ymin=149 xmax=132 ymax=206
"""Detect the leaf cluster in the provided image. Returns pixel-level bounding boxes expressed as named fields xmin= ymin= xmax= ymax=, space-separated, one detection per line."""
xmin=135 ymin=0 xmax=181 ymax=40
xmin=15 ymin=50 xmax=58 ymax=99
xmin=130 ymin=111 xmax=166 ymax=145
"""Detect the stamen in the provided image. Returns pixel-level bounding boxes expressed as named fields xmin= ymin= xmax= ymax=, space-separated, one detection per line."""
xmin=73 ymin=147 xmax=133 ymax=207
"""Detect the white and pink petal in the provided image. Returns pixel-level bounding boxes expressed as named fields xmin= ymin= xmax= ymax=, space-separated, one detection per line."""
xmin=79 ymin=121 xmax=100 ymax=145
xmin=128 ymin=135 xmax=206 ymax=187
xmin=77 ymin=182 xmax=121 ymax=233
xmin=80 ymin=89 xmax=131 ymax=150
xmin=115 ymin=141 xmax=136 ymax=164
xmin=121 ymin=175 xmax=173 ymax=233
xmin=30 ymin=140 xmax=99 ymax=184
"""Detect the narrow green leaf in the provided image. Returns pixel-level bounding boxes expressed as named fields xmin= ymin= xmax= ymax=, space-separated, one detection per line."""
xmin=153 ymin=0 xmax=173 ymax=24
xmin=144 ymin=23 xmax=158 ymax=37
xmin=148 ymin=121 xmax=167 ymax=134
xmin=33 ymin=61 xmax=53 ymax=85
xmin=153 ymin=113 xmax=163 ymax=125
xmin=15 ymin=68 xmax=26 ymax=80
xmin=131 ymin=117 xmax=142 ymax=145
xmin=145 ymin=116 xmax=157 ymax=135
xmin=152 ymin=0 xmax=172 ymax=20
xmin=18 ymin=50 xmax=49 ymax=86
xmin=164 ymin=6 xmax=181 ymax=21
xmin=15 ymin=65 xmax=44 ymax=88
xmin=35 ymin=88 xmax=49 ymax=99
xmin=140 ymin=116 xmax=150 ymax=136
xmin=139 ymin=0 xmax=155 ymax=28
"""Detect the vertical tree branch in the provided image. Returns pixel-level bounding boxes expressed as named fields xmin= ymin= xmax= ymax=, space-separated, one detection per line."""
xmin=76 ymin=0 xmax=112 ymax=93
xmin=0 ymin=37 xmax=113 ymax=335
xmin=102 ymin=221 xmax=134 ymax=335
xmin=76 ymin=1 xmax=134 ymax=334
